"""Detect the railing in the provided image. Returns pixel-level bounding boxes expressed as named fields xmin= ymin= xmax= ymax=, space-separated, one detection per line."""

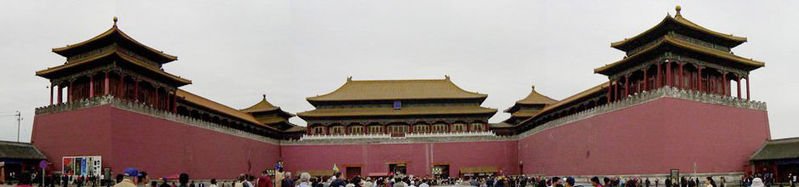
xmin=518 ymin=86 xmax=767 ymax=138
xmin=298 ymin=131 xmax=497 ymax=140
xmin=35 ymin=95 xmax=281 ymax=144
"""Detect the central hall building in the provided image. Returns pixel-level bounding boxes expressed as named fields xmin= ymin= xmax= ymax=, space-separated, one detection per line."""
xmin=31 ymin=7 xmax=776 ymax=183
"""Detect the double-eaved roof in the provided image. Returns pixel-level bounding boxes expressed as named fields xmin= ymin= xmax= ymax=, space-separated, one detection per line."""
xmin=504 ymin=86 xmax=557 ymax=113
xmin=36 ymin=18 xmax=191 ymax=86
xmin=307 ymin=76 xmax=487 ymax=102
xmin=595 ymin=6 xmax=764 ymax=75
xmin=299 ymin=76 xmax=496 ymax=119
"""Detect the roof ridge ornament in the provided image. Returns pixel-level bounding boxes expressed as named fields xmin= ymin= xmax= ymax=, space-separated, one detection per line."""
xmin=444 ymin=75 xmax=450 ymax=80
xmin=113 ymin=16 xmax=118 ymax=26
xmin=675 ymin=5 xmax=682 ymax=16
xmin=347 ymin=76 xmax=352 ymax=82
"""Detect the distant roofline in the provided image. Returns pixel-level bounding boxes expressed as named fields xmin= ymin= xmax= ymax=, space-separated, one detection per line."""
xmin=306 ymin=77 xmax=488 ymax=102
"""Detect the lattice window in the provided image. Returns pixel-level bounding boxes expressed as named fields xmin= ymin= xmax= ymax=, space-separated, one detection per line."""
xmin=312 ymin=126 xmax=325 ymax=135
xmin=330 ymin=126 xmax=345 ymax=135
xmin=388 ymin=125 xmax=409 ymax=134
xmin=368 ymin=126 xmax=383 ymax=134
xmin=432 ymin=123 xmax=447 ymax=133
xmin=451 ymin=123 xmax=466 ymax=133
xmin=413 ymin=125 xmax=429 ymax=133
xmin=350 ymin=126 xmax=364 ymax=135
xmin=470 ymin=123 xmax=485 ymax=132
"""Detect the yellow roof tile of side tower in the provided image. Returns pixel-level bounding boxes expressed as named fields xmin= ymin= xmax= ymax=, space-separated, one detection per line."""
xmin=514 ymin=85 xmax=557 ymax=105
xmin=52 ymin=17 xmax=178 ymax=63
xmin=610 ymin=6 xmax=747 ymax=51
xmin=241 ymin=95 xmax=291 ymax=114
xmin=307 ymin=76 xmax=487 ymax=102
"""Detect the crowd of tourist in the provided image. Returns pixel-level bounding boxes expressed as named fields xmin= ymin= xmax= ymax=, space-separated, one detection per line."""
xmin=8 ymin=166 xmax=798 ymax=187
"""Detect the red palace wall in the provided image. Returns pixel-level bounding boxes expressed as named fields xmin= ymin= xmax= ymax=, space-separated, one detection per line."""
xmin=32 ymin=105 xmax=281 ymax=179
xmin=518 ymin=97 xmax=770 ymax=176
xmin=30 ymin=97 xmax=770 ymax=179
xmin=281 ymin=141 xmax=519 ymax=178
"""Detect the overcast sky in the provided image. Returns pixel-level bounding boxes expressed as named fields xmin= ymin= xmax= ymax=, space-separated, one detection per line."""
xmin=1 ymin=0 xmax=797 ymax=142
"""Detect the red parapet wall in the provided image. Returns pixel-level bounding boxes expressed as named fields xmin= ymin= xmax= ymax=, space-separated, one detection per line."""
xmin=281 ymin=140 xmax=519 ymax=178
xmin=32 ymin=105 xmax=281 ymax=179
xmin=518 ymin=97 xmax=770 ymax=176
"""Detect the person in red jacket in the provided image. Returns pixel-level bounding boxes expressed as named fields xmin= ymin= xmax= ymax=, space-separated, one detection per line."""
xmin=258 ymin=170 xmax=273 ymax=187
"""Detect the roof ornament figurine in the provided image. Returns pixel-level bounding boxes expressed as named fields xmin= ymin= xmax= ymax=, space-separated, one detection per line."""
xmin=444 ymin=75 xmax=450 ymax=80
xmin=347 ymin=76 xmax=353 ymax=82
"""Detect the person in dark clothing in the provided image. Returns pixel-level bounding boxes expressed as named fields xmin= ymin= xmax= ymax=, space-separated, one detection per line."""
xmin=665 ymin=178 xmax=672 ymax=187
xmin=158 ymin=178 xmax=170 ymax=187
xmin=706 ymin=177 xmax=716 ymax=187
xmin=281 ymin=173 xmax=295 ymax=187
xmin=520 ymin=177 xmax=527 ymax=187
xmin=646 ymin=178 xmax=651 ymax=187
xmin=591 ymin=177 xmax=602 ymax=187
xmin=329 ymin=173 xmax=346 ymax=187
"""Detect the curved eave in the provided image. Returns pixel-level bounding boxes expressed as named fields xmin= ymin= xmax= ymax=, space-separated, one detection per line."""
xmin=244 ymin=108 xmax=296 ymax=118
xmin=52 ymin=26 xmax=177 ymax=63
xmin=36 ymin=50 xmax=191 ymax=85
xmin=518 ymin=82 xmax=609 ymax=126
xmin=596 ymin=35 xmax=764 ymax=75
xmin=306 ymin=78 xmax=488 ymax=102
xmin=297 ymin=107 xmax=497 ymax=118
xmin=307 ymin=95 xmax=488 ymax=103
xmin=611 ymin=15 xmax=747 ymax=51
xmin=176 ymin=90 xmax=281 ymax=133
xmin=503 ymin=105 xmax=519 ymax=113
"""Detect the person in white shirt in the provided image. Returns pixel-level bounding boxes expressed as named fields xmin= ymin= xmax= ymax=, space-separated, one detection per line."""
xmin=418 ymin=180 xmax=429 ymax=187
xmin=297 ymin=173 xmax=312 ymax=187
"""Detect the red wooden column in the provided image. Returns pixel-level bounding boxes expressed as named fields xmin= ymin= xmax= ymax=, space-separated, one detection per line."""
xmin=614 ymin=80 xmax=620 ymax=101
xmin=678 ymin=63 xmax=685 ymax=89
xmin=643 ymin=68 xmax=648 ymax=91
xmin=104 ymin=71 xmax=110 ymax=95
xmin=736 ymin=76 xmax=742 ymax=99
xmin=746 ymin=76 xmax=751 ymax=101
xmin=697 ymin=67 xmax=704 ymax=92
xmin=624 ymin=75 xmax=630 ymax=98
xmin=656 ymin=63 xmax=662 ymax=88
xmin=721 ymin=72 xmax=727 ymax=96
xmin=89 ymin=75 xmax=95 ymax=98
xmin=134 ymin=79 xmax=140 ymax=101
xmin=154 ymin=87 xmax=160 ymax=108
xmin=119 ymin=74 xmax=126 ymax=99
xmin=172 ymin=91 xmax=178 ymax=113
xmin=49 ymin=83 xmax=54 ymax=105
xmin=68 ymin=81 xmax=73 ymax=102
xmin=57 ymin=84 xmax=62 ymax=104
xmin=606 ymin=80 xmax=613 ymax=102
xmin=666 ymin=61 xmax=672 ymax=87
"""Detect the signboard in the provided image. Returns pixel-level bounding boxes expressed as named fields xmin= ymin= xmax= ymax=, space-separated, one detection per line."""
xmin=63 ymin=156 xmax=102 ymax=177
xmin=39 ymin=160 xmax=48 ymax=169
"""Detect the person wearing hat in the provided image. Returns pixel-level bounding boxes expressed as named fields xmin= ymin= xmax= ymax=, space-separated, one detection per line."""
xmin=114 ymin=168 xmax=138 ymax=187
